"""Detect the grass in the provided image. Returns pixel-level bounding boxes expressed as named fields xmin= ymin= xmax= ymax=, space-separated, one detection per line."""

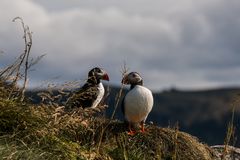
xmin=220 ymin=94 xmax=239 ymax=159
xmin=0 ymin=80 xmax=218 ymax=160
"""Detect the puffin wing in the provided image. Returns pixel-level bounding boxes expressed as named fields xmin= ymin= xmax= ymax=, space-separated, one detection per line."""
xmin=66 ymin=83 xmax=99 ymax=108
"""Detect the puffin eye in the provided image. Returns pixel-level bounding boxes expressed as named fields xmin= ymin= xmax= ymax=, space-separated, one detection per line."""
xmin=132 ymin=74 xmax=137 ymax=78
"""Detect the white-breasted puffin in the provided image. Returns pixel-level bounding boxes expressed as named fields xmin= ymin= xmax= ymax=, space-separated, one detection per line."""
xmin=121 ymin=72 xmax=154 ymax=135
xmin=66 ymin=67 xmax=109 ymax=109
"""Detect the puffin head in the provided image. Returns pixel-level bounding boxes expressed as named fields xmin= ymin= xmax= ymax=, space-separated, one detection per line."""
xmin=122 ymin=72 xmax=143 ymax=86
xmin=88 ymin=67 xmax=109 ymax=84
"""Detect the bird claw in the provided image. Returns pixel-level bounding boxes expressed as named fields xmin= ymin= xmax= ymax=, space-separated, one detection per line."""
xmin=139 ymin=129 xmax=146 ymax=133
xmin=127 ymin=131 xmax=136 ymax=136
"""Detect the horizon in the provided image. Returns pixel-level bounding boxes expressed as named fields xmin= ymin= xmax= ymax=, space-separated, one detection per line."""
xmin=26 ymin=80 xmax=240 ymax=93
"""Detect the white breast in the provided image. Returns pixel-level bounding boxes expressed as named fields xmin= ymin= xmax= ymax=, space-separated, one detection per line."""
xmin=91 ymin=83 xmax=105 ymax=108
xmin=124 ymin=85 xmax=153 ymax=123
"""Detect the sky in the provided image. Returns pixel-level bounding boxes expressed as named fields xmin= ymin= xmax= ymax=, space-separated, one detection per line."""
xmin=0 ymin=0 xmax=240 ymax=91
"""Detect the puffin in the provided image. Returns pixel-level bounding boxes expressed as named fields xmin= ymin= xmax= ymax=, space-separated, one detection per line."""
xmin=121 ymin=72 xmax=154 ymax=135
xmin=66 ymin=67 xmax=109 ymax=109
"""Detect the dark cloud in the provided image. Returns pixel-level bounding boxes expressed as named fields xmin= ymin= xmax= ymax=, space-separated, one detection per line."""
xmin=1 ymin=0 xmax=240 ymax=90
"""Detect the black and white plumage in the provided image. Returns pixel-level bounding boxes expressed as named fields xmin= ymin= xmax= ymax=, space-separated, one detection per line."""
xmin=66 ymin=67 xmax=109 ymax=109
xmin=121 ymin=72 xmax=154 ymax=135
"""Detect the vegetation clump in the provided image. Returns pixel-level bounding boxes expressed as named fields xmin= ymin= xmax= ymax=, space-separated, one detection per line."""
xmin=0 ymin=79 xmax=218 ymax=159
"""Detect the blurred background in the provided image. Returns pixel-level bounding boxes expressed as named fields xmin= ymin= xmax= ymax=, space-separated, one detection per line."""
xmin=1 ymin=0 xmax=240 ymax=146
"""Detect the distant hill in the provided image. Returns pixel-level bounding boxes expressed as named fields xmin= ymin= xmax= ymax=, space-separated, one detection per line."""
xmin=26 ymin=86 xmax=240 ymax=146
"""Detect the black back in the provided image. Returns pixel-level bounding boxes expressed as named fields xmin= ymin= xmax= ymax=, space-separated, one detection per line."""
xmin=66 ymin=82 xmax=99 ymax=109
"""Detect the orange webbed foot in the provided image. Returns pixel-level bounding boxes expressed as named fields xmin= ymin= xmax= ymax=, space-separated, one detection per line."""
xmin=139 ymin=128 xmax=146 ymax=133
xmin=127 ymin=130 xmax=137 ymax=136
xmin=139 ymin=122 xmax=146 ymax=133
xmin=127 ymin=123 xmax=136 ymax=135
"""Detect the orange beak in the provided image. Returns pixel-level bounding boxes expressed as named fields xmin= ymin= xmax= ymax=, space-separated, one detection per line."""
xmin=102 ymin=73 xmax=109 ymax=81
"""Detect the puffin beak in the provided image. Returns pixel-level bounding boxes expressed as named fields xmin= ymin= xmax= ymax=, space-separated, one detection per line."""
xmin=121 ymin=75 xmax=129 ymax=84
xmin=102 ymin=73 xmax=109 ymax=81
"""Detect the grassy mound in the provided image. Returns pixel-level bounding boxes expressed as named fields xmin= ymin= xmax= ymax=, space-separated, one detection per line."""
xmin=84 ymin=121 xmax=217 ymax=160
xmin=0 ymin=80 xmax=218 ymax=160
xmin=0 ymin=104 xmax=217 ymax=159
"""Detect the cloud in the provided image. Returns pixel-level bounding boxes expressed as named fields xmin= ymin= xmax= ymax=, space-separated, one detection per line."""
xmin=1 ymin=0 xmax=240 ymax=90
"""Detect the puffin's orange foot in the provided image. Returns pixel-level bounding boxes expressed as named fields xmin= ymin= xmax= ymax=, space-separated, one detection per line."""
xmin=139 ymin=129 xmax=146 ymax=133
xmin=140 ymin=122 xmax=146 ymax=133
xmin=127 ymin=131 xmax=136 ymax=136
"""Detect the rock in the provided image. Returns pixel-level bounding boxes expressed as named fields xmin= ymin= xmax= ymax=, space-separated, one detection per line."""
xmin=212 ymin=145 xmax=240 ymax=160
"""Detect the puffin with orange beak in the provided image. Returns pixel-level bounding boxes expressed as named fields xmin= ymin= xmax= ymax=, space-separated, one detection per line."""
xmin=66 ymin=67 xmax=109 ymax=109
xmin=121 ymin=72 xmax=154 ymax=135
